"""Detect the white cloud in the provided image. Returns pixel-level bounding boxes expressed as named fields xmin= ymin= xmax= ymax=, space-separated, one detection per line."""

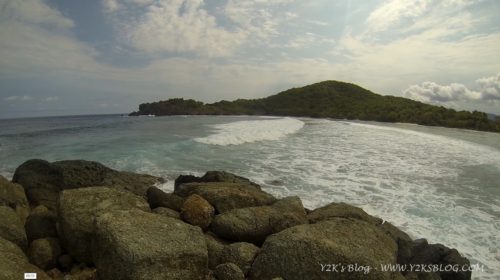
xmin=0 ymin=0 xmax=74 ymax=29
xmin=403 ymin=73 xmax=500 ymax=105
xmin=4 ymin=95 xmax=34 ymax=101
xmin=45 ymin=96 xmax=59 ymax=102
xmin=366 ymin=0 xmax=430 ymax=33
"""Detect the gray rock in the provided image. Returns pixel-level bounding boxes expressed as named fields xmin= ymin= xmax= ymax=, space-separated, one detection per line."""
xmin=215 ymin=263 xmax=245 ymax=280
xmin=175 ymin=182 xmax=276 ymax=214
xmin=205 ymin=232 xmax=228 ymax=270
xmin=0 ymin=205 xmax=28 ymax=250
xmin=12 ymin=159 xmax=163 ymax=210
xmin=57 ymin=187 xmax=150 ymax=264
xmin=307 ymin=202 xmax=382 ymax=224
xmin=180 ymin=194 xmax=215 ymax=229
xmin=211 ymin=196 xmax=307 ymax=244
xmin=249 ymin=218 xmax=401 ymax=280
xmin=25 ymin=205 xmax=58 ymax=242
xmin=220 ymin=242 xmax=260 ymax=275
xmin=147 ymin=186 xmax=184 ymax=211
xmin=27 ymin=237 xmax=62 ymax=270
xmin=152 ymin=207 xmax=181 ymax=219
xmin=0 ymin=175 xmax=30 ymax=223
xmin=175 ymin=171 xmax=262 ymax=190
xmin=93 ymin=209 xmax=208 ymax=280
xmin=0 ymin=237 xmax=51 ymax=280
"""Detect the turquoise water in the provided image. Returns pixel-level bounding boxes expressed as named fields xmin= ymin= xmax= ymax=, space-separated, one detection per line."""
xmin=0 ymin=115 xmax=499 ymax=279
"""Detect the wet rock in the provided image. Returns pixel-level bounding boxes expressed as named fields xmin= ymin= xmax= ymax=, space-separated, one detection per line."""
xmin=152 ymin=207 xmax=181 ymax=219
xmin=25 ymin=205 xmax=58 ymax=242
xmin=0 ymin=237 xmax=51 ymax=280
xmin=0 ymin=175 xmax=30 ymax=223
xmin=0 ymin=205 xmax=28 ymax=250
xmin=219 ymin=242 xmax=260 ymax=275
xmin=93 ymin=209 xmax=207 ymax=280
xmin=249 ymin=218 xmax=401 ymax=280
xmin=307 ymin=202 xmax=382 ymax=224
xmin=147 ymin=186 xmax=184 ymax=211
xmin=175 ymin=182 xmax=276 ymax=213
xmin=175 ymin=171 xmax=262 ymax=191
xmin=12 ymin=159 xmax=163 ymax=210
xmin=181 ymin=194 xmax=215 ymax=229
xmin=27 ymin=237 xmax=62 ymax=270
xmin=215 ymin=263 xmax=245 ymax=280
xmin=211 ymin=196 xmax=307 ymax=244
xmin=58 ymin=187 xmax=150 ymax=264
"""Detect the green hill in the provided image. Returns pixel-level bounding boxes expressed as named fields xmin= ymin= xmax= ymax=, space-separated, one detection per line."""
xmin=130 ymin=80 xmax=500 ymax=132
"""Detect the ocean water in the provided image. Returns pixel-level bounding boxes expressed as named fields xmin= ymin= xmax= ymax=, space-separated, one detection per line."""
xmin=0 ymin=114 xmax=499 ymax=279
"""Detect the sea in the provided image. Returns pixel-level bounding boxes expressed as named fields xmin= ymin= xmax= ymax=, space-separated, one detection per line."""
xmin=0 ymin=114 xmax=499 ymax=279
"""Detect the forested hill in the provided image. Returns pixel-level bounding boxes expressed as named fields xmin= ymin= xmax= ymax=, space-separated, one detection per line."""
xmin=130 ymin=80 xmax=500 ymax=132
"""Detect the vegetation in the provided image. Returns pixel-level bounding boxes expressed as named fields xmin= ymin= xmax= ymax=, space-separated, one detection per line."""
xmin=130 ymin=80 xmax=500 ymax=132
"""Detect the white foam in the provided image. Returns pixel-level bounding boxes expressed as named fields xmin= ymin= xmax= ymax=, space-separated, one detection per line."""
xmin=194 ymin=117 xmax=305 ymax=146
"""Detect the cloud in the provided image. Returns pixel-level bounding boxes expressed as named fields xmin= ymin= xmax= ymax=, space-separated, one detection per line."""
xmin=0 ymin=0 xmax=74 ymax=29
xmin=45 ymin=96 xmax=59 ymax=102
xmin=403 ymin=73 xmax=500 ymax=105
xmin=366 ymin=0 xmax=430 ymax=33
xmin=4 ymin=95 xmax=34 ymax=101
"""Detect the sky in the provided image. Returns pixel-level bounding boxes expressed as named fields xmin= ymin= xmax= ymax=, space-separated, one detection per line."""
xmin=0 ymin=0 xmax=499 ymax=118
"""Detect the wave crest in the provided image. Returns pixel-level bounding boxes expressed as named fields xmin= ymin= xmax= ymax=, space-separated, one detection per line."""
xmin=194 ymin=117 xmax=304 ymax=146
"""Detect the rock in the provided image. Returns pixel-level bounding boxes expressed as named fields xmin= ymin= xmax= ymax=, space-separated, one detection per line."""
xmin=215 ymin=263 xmax=245 ymax=280
xmin=175 ymin=171 xmax=262 ymax=190
xmin=46 ymin=267 xmax=64 ymax=279
xmin=211 ymin=196 xmax=307 ymax=244
xmin=219 ymin=242 xmax=260 ymax=275
xmin=181 ymin=194 xmax=215 ymax=229
xmin=27 ymin=237 xmax=62 ymax=270
xmin=175 ymin=182 xmax=276 ymax=213
xmin=58 ymin=187 xmax=150 ymax=264
xmin=205 ymin=233 xmax=226 ymax=270
xmin=0 ymin=175 xmax=30 ymax=223
xmin=249 ymin=218 xmax=400 ymax=280
xmin=67 ymin=265 xmax=97 ymax=280
xmin=93 ymin=209 xmax=207 ymax=280
xmin=58 ymin=254 xmax=74 ymax=271
xmin=25 ymin=205 xmax=58 ymax=242
xmin=0 ymin=205 xmax=28 ymax=250
xmin=12 ymin=159 xmax=163 ymax=210
xmin=0 ymin=237 xmax=51 ymax=280
xmin=307 ymin=202 xmax=382 ymax=224
xmin=405 ymin=239 xmax=471 ymax=280
xmin=147 ymin=186 xmax=184 ymax=211
xmin=152 ymin=207 xmax=181 ymax=219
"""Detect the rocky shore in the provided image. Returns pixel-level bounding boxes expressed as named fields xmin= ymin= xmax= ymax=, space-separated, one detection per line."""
xmin=0 ymin=159 xmax=471 ymax=280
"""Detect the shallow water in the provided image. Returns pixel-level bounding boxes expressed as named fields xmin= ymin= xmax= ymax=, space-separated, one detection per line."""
xmin=0 ymin=114 xmax=498 ymax=279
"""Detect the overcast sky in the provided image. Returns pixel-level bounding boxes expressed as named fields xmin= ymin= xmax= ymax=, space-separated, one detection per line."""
xmin=1 ymin=0 xmax=499 ymax=118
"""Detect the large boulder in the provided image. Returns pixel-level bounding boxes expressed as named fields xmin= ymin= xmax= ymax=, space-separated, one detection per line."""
xmin=0 ymin=205 xmax=28 ymax=250
xmin=181 ymin=194 xmax=215 ymax=229
xmin=25 ymin=205 xmax=58 ymax=242
xmin=211 ymin=196 xmax=307 ymax=244
xmin=0 ymin=237 xmax=51 ymax=280
xmin=175 ymin=182 xmax=276 ymax=213
xmin=0 ymin=175 xmax=30 ymax=223
xmin=57 ymin=187 xmax=150 ymax=264
xmin=249 ymin=218 xmax=401 ymax=280
xmin=175 ymin=171 xmax=262 ymax=190
xmin=147 ymin=186 xmax=184 ymax=211
xmin=12 ymin=159 xmax=163 ymax=210
xmin=205 ymin=232 xmax=228 ymax=270
xmin=219 ymin=242 xmax=260 ymax=275
xmin=27 ymin=237 xmax=62 ymax=270
xmin=93 ymin=209 xmax=208 ymax=280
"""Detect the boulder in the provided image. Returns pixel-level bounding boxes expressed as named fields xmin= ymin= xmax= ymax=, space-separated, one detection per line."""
xmin=175 ymin=171 xmax=262 ymax=190
xmin=205 ymin=233 xmax=227 ymax=270
xmin=215 ymin=263 xmax=245 ymax=280
xmin=67 ymin=264 xmax=97 ymax=280
xmin=12 ymin=159 xmax=163 ymax=210
xmin=0 ymin=175 xmax=30 ymax=223
xmin=0 ymin=205 xmax=28 ymax=250
xmin=180 ymin=194 xmax=215 ymax=229
xmin=93 ymin=209 xmax=207 ymax=280
xmin=147 ymin=186 xmax=184 ymax=211
xmin=57 ymin=187 xmax=150 ymax=264
xmin=175 ymin=182 xmax=276 ymax=213
xmin=58 ymin=254 xmax=74 ymax=271
xmin=152 ymin=207 xmax=181 ymax=219
xmin=0 ymin=237 xmax=51 ymax=280
xmin=27 ymin=237 xmax=62 ymax=270
xmin=211 ymin=196 xmax=307 ymax=244
xmin=219 ymin=242 xmax=260 ymax=275
xmin=25 ymin=205 xmax=58 ymax=242
xmin=249 ymin=218 xmax=401 ymax=280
